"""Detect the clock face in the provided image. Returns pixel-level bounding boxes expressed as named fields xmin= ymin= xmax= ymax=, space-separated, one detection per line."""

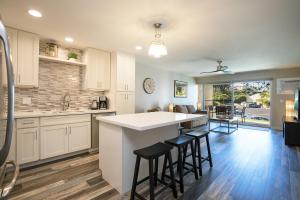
xmin=143 ymin=78 xmax=155 ymax=94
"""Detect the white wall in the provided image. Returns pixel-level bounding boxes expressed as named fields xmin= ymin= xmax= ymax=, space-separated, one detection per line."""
xmin=135 ymin=63 xmax=198 ymax=113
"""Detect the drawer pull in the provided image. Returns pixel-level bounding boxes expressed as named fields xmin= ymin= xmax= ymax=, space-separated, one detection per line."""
xmin=22 ymin=122 xmax=34 ymax=125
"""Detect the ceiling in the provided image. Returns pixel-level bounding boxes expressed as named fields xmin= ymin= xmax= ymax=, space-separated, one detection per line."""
xmin=1 ymin=0 xmax=300 ymax=77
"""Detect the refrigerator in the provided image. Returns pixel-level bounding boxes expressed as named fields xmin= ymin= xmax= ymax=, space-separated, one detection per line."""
xmin=0 ymin=19 xmax=19 ymax=199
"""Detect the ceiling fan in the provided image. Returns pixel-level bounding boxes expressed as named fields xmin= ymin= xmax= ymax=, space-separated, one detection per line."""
xmin=200 ymin=60 xmax=234 ymax=75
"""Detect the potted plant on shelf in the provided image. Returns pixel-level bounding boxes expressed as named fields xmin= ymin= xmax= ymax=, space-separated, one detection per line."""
xmin=67 ymin=52 xmax=78 ymax=62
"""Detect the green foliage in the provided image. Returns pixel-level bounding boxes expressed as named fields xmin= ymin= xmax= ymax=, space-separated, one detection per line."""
xmin=257 ymin=91 xmax=270 ymax=107
xmin=67 ymin=52 xmax=78 ymax=60
xmin=234 ymin=91 xmax=247 ymax=104
xmin=212 ymin=84 xmax=232 ymax=105
xmin=211 ymin=81 xmax=270 ymax=107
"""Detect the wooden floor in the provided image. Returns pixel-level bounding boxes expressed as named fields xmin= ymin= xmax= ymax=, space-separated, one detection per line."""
xmin=6 ymin=126 xmax=300 ymax=200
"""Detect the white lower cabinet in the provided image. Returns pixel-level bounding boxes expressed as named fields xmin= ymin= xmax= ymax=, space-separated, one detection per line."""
xmin=0 ymin=129 xmax=16 ymax=162
xmin=40 ymin=115 xmax=91 ymax=159
xmin=68 ymin=122 xmax=91 ymax=153
xmin=17 ymin=127 xmax=39 ymax=164
xmin=40 ymin=125 xmax=69 ymax=159
xmin=15 ymin=114 xmax=91 ymax=165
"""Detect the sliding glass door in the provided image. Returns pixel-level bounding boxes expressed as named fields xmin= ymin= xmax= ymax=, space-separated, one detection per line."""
xmin=203 ymin=80 xmax=271 ymax=127
xmin=232 ymin=81 xmax=270 ymax=127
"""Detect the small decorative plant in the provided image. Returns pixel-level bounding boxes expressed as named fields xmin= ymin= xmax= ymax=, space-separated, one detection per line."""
xmin=67 ymin=52 xmax=78 ymax=60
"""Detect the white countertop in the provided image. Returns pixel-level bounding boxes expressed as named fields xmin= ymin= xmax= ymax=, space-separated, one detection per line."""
xmin=10 ymin=109 xmax=116 ymax=119
xmin=96 ymin=111 xmax=206 ymax=131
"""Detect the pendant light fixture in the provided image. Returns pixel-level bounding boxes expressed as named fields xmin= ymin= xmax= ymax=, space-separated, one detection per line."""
xmin=148 ymin=23 xmax=168 ymax=58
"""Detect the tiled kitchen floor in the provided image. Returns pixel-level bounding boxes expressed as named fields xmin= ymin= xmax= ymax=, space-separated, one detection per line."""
xmin=6 ymin=127 xmax=299 ymax=200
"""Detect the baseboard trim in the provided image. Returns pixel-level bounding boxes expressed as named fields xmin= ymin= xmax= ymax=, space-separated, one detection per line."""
xmin=20 ymin=149 xmax=90 ymax=170
xmin=271 ymin=126 xmax=283 ymax=131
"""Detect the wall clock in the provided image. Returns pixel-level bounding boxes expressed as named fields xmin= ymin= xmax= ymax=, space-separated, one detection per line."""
xmin=143 ymin=78 xmax=155 ymax=94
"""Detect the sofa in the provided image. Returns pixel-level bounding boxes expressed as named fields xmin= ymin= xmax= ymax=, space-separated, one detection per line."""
xmin=174 ymin=105 xmax=208 ymax=129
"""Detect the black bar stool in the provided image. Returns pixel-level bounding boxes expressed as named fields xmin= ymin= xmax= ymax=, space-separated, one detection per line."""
xmin=130 ymin=142 xmax=177 ymax=200
xmin=184 ymin=131 xmax=213 ymax=176
xmin=162 ymin=135 xmax=198 ymax=193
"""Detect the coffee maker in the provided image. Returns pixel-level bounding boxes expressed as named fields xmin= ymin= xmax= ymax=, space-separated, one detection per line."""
xmin=99 ymin=96 xmax=108 ymax=110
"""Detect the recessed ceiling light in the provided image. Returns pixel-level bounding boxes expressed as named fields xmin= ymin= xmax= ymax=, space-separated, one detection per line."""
xmin=65 ymin=37 xmax=74 ymax=43
xmin=135 ymin=46 xmax=143 ymax=50
xmin=28 ymin=9 xmax=42 ymax=18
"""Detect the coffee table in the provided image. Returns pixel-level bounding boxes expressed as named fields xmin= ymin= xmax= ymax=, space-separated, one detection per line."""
xmin=209 ymin=115 xmax=239 ymax=134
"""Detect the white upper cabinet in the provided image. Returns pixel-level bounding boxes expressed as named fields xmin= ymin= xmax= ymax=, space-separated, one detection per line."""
xmin=116 ymin=52 xmax=135 ymax=92
xmin=17 ymin=31 xmax=39 ymax=87
xmin=1 ymin=27 xmax=18 ymax=85
xmin=83 ymin=48 xmax=111 ymax=91
xmin=116 ymin=92 xmax=135 ymax=115
xmin=1 ymin=27 xmax=39 ymax=87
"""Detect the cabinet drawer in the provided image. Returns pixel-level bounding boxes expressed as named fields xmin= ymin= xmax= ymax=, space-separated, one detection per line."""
xmin=40 ymin=114 xmax=91 ymax=126
xmin=17 ymin=118 xmax=39 ymax=129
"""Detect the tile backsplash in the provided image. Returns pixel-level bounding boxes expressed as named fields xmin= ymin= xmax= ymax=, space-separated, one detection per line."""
xmin=13 ymin=60 xmax=104 ymax=111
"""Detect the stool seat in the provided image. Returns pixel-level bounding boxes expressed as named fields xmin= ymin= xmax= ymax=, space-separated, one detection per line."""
xmin=185 ymin=130 xmax=209 ymax=138
xmin=134 ymin=142 xmax=173 ymax=159
xmin=165 ymin=135 xmax=194 ymax=146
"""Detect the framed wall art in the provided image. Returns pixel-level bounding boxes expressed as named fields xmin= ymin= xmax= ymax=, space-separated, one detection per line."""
xmin=174 ymin=80 xmax=188 ymax=98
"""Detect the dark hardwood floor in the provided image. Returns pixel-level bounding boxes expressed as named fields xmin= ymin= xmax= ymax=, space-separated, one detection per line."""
xmin=6 ymin=126 xmax=300 ymax=200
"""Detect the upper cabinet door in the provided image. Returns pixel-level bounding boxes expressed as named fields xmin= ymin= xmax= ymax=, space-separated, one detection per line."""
xmin=1 ymin=27 xmax=18 ymax=85
xmin=116 ymin=52 xmax=135 ymax=92
xmin=83 ymin=48 xmax=111 ymax=91
xmin=17 ymin=31 xmax=39 ymax=87
xmin=116 ymin=92 xmax=127 ymax=115
xmin=116 ymin=53 xmax=127 ymax=91
xmin=126 ymin=92 xmax=135 ymax=114
xmin=125 ymin=55 xmax=135 ymax=92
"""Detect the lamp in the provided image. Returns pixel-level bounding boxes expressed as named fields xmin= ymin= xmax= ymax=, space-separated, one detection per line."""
xmin=168 ymin=103 xmax=174 ymax=112
xmin=285 ymin=100 xmax=294 ymax=117
xmin=197 ymin=102 xmax=202 ymax=111
xmin=148 ymin=23 xmax=168 ymax=58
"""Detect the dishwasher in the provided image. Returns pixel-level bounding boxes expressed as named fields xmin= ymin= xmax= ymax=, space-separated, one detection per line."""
xmin=91 ymin=112 xmax=116 ymax=152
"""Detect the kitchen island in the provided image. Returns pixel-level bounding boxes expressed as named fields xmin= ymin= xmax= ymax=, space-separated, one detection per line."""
xmin=96 ymin=111 xmax=207 ymax=194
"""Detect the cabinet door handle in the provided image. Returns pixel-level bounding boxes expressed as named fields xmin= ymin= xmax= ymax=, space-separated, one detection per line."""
xmin=65 ymin=126 xmax=68 ymax=135
xmin=69 ymin=127 xmax=71 ymax=134
xmin=35 ymin=130 xmax=38 ymax=140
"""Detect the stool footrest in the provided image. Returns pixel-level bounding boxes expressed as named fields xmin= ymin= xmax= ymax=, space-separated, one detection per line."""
xmin=136 ymin=176 xmax=150 ymax=185
xmin=134 ymin=192 xmax=147 ymax=200
xmin=134 ymin=178 xmax=175 ymax=200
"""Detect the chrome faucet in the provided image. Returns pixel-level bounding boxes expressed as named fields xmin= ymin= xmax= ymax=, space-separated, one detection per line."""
xmin=63 ymin=93 xmax=71 ymax=111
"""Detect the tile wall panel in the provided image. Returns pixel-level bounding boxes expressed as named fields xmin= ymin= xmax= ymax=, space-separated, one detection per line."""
xmin=10 ymin=60 xmax=104 ymax=111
